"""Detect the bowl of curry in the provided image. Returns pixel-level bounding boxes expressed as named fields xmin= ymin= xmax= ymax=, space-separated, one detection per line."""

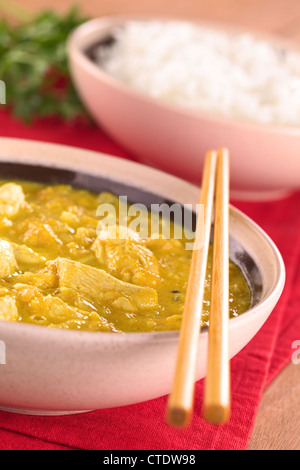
xmin=0 ymin=138 xmax=285 ymax=415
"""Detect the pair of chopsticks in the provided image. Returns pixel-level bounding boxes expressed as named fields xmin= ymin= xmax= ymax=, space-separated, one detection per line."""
xmin=167 ymin=148 xmax=230 ymax=427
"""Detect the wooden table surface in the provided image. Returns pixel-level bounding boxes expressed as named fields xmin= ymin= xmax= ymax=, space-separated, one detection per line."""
xmin=2 ymin=0 xmax=300 ymax=450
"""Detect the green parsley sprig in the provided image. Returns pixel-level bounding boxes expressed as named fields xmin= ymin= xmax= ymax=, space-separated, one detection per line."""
xmin=0 ymin=4 xmax=90 ymax=122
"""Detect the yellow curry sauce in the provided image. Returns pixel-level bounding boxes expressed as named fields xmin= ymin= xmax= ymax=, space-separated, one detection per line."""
xmin=0 ymin=181 xmax=251 ymax=332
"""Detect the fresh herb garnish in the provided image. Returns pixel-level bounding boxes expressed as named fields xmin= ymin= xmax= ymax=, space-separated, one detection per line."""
xmin=0 ymin=5 xmax=90 ymax=122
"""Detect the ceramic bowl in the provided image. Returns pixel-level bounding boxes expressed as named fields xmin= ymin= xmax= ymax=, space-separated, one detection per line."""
xmin=67 ymin=16 xmax=300 ymax=200
xmin=0 ymin=138 xmax=285 ymax=415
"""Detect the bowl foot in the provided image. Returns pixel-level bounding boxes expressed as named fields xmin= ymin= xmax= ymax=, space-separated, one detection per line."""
xmin=0 ymin=405 xmax=92 ymax=416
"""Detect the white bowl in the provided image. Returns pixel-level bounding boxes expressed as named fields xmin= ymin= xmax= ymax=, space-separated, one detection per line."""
xmin=67 ymin=16 xmax=300 ymax=200
xmin=0 ymin=138 xmax=285 ymax=415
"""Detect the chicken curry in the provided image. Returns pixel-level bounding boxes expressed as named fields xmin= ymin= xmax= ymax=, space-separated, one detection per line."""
xmin=0 ymin=181 xmax=251 ymax=332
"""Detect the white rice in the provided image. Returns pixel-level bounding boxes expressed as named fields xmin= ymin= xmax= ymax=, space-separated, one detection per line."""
xmin=95 ymin=20 xmax=300 ymax=127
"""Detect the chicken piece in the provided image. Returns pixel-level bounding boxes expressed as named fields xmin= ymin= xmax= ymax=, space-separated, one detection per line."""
xmin=14 ymin=283 xmax=118 ymax=331
xmin=51 ymin=257 xmax=158 ymax=312
xmin=0 ymin=240 xmax=18 ymax=278
xmin=0 ymin=183 xmax=25 ymax=217
xmin=22 ymin=221 xmax=62 ymax=248
xmin=32 ymin=294 xmax=90 ymax=325
xmin=0 ymin=239 xmax=45 ymax=277
xmin=96 ymin=225 xmax=141 ymax=242
xmin=74 ymin=227 xmax=97 ymax=247
xmin=14 ymin=282 xmax=87 ymax=323
xmin=58 ymin=286 xmax=94 ymax=311
xmin=13 ymin=283 xmax=41 ymax=303
xmin=0 ymin=296 xmax=19 ymax=321
xmin=56 ymin=287 xmax=121 ymax=331
xmin=13 ymin=267 xmax=58 ymax=291
xmin=10 ymin=242 xmax=45 ymax=269
xmin=92 ymin=225 xmax=160 ymax=287
xmin=145 ymin=235 xmax=184 ymax=253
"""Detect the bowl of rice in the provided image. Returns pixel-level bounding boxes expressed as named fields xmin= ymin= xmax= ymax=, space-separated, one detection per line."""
xmin=67 ymin=16 xmax=300 ymax=199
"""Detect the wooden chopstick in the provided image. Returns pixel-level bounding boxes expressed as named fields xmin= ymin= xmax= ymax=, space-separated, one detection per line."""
xmin=166 ymin=150 xmax=218 ymax=427
xmin=203 ymin=147 xmax=230 ymax=425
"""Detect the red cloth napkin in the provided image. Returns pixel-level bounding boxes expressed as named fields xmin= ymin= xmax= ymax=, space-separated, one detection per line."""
xmin=0 ymin=109 xmax=299 ymax=450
